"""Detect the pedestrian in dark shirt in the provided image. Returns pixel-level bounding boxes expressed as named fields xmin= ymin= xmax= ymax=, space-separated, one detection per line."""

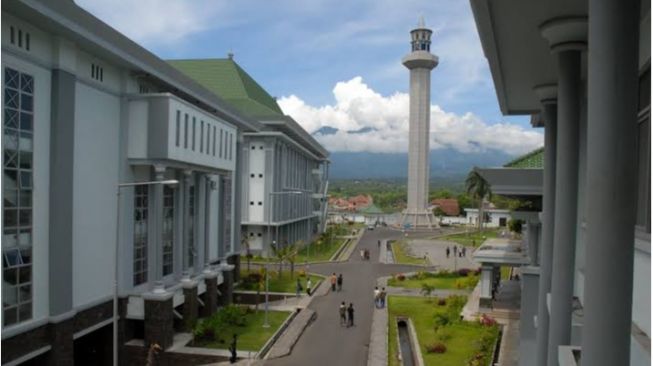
xmin=453 ymin=245 xmax=458 ymax=257
xmin=380 ymin=288 xmax=387 ymax=308
xmin=446 ymin=246 xmax=450 ymax=258
xmin=347 ymin=303 xmax=355 ymax=327
xmin=337 ymin=273 xmax=343 ymax=291
xmin=462 ymin=246 xmax=467 ymax=257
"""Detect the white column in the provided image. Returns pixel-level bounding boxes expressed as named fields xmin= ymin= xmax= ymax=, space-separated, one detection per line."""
xmin=532 ymin=86 xmax=557 ymax=366
xmin=152 ymin=164 xmax=166 ymax=279
xmin=540 ymin=18 xmax=587 ymax=366
xmin=581 ymin=1 xmax=640 ymax=365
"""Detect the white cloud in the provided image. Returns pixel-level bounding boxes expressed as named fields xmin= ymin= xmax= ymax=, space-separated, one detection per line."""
xmin=75 ymin=0 xmax=224 ymax=46
xmin=278 ymin=77 xmax=542 ymax=155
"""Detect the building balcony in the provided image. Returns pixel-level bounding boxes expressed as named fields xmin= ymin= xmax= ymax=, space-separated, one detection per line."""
xmin=127 ymin=93 xmax=237 ymax=171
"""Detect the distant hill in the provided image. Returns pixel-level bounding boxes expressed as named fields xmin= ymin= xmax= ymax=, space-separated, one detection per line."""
xmin=327 ymin=148 xmax=514 ymax=179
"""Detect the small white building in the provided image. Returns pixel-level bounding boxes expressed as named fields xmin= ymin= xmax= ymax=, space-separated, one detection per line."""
xmin=464 ymin=208 xmax=511 ymax=227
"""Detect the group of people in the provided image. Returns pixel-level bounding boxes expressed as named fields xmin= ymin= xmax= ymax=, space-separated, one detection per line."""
xmin=359 ymin=248 xmax=371 ymax=260
xmin=445 ymin=245 xmax=466 ymax=258
xmin=339 ymin=302 xmax=355 ymax=327
xmin=330 ymin=273 xmax=344 ymax=292
xmin=297 ymin=278 xmax=313 ymax=297
xmin=373 ymin=286 xmax=387 ymax=308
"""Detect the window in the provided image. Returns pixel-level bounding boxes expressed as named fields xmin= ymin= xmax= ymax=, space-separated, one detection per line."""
xmin=219 ymin=129 xmax=223 ymax=158
xmin=90 ymin=63 xmax=104 ymax=82
xmin=212 ymin=126 xmax=216 ymax=156
xmin=187 ymin=185 xmax=195 ymax=268
xmin=229 ymin=133 xmax=233 ymax=160
xmin=200 ymin=121 xmax=204 ymax=153
xmin=192 ymin=117 xmax=196 ymax=151
xmin=133 ymin=186 xmax=148 ymax=286
xmin=206 ymin=123 xmax=211 ymax=155
xmin=162 ymin=186 xmax=174 ymax=276
xmin=184 ymin=114 xmax=189 ymax=148
xmin=175 ymin=111 xmax=180 ymax=147
xmin=3 ymin=67 xmax=34 ymax=326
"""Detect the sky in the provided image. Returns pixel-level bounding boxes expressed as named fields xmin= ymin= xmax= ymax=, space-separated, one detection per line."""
xmin=76 ymin=0 xmax=543 ymax=156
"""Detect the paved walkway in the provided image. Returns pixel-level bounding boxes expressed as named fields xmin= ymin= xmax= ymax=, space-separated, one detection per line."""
xmin=264 ymin=227 xmax=434 ymax=366
xmin=405 ymin=238 xmax=479 ymax=270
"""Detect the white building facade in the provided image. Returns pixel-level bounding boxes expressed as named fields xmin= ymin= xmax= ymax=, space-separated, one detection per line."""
xmin=470 ymin=0 xmax=650 ymax=365
xmin=1 ymin=1 xmax=264 ymax=364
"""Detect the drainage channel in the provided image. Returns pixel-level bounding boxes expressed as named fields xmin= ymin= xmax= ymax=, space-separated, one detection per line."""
xmin=397 ymin=320 xmax=416 ymax=366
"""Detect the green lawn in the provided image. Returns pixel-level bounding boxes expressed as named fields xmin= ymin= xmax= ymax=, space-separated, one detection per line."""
xmin=295 ymin=238 xmax=348 ymax=263
xmin=387 ymin=272 xmax=479 ymax=290
xmin=388 ymin=296 xmax=499 ymax=366
xmin=392 ymin=241 xmax=428 ymax=265
xmin=193 ymin=310 xmax=290 ymax=351
xmin=440 ymin=228 xmax=501 ymax=247
xmin=236 ymin=269 xmax=323 ymax=293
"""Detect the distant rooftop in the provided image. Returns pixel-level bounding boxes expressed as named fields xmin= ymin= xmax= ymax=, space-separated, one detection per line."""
xmin=167 ymin=58 xmax=284 ymax=119
xmin=503 ymin=147 xmax=544 ymax=168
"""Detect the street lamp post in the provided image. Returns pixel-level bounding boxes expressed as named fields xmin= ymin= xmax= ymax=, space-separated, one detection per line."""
xmin=263 ymin=190 xmax=302 ymax=328
xmin=114 ymin=179 xmax=178 ymax=366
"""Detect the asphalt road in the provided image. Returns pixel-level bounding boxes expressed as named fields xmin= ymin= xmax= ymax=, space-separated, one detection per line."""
xmin=264 ymin=227 xmax=434 ymax=366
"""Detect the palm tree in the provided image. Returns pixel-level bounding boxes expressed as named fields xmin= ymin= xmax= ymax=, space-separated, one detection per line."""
xmin=287 ymin=241 xmax=302 ymax=279
xmin=271 ymin=243 xmax=287 ymax=277
xmin=241 ymin=235 xmax=252 ymax=273
xmin=465 ymin=169 xmax=492 ymax=231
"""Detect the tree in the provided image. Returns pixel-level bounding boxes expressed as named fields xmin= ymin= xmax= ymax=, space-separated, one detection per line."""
xmin=241 ymin=235 xmax=252 ymax=273
xmin=287 ymin=241 xmax=301 ymax=279
xmin=433 ymin=207 xmax=446 ymax=224
xmin=465 ymin=169 xmax=492 ymax=231
xmin=421 ymin=283 xmax=435 ymax=297
xmin=271 ymin=243 xmax=286 ymax=277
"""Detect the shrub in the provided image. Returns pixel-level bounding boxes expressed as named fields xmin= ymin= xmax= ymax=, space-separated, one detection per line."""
xmin=297 ymin=269 xmax=307 ymax=278
xmin=426 ymin=342 xmax=447 ymax=354
xmin=479 ymin=314 xmax=497 ymax=327
xmin=421 ymin=283 xmax=435 ymax=297
xmin=433 ymin=312 xmax=451 ymax=328
xmin=437 ymin=298 xmax=447 ymax=306
xmin=396 ymin=273 xmax=406 ymax=281
xmin=457 ymin=268 xmax=472 ymax=276
xmin=435 ymin=327 xmax=452 ymax=342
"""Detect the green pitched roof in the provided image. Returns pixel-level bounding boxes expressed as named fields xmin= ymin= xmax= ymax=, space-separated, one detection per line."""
xmin=359 ymin=204 xmax=384 ymax=215
xmin=167 ymin=58 xmax=284 ymax=119
xmin=504 ymin=147 xmax=544 ymax=168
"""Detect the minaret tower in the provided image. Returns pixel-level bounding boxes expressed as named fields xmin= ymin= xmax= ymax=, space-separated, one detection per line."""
xmin=401 ymin=16 xmax=439 ymax=229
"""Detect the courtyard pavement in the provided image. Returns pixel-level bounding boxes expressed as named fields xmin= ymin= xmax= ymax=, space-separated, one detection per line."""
xmin=263 ymin=227 xmax=434 ymax=366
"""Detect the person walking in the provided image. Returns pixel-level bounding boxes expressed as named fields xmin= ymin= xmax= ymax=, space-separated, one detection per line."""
xmin=339 ymin=302 xmax=347 ymax=326
xmin=330 ymin=273 xmax=337 ymax=292
xmin=380 ymin=287 xmax=387 ymax=308
xmin=453 ymin=245 xmax=458 ymax=257
xmin=306 ymin=278 xmax=312 ymax=296
xmin=373 ymin=287 xmax=381 ymax=308
xmin=446 ymin=246 xmax=450 ymax=258
xmin=337 ymin=273 xmax=343 ymax=291
xmin=378 ymin=240 xmax=381 ymax=249
xmin=360 ymin=249 xmax=365 ymax=260
xmin=296 ymin=278 xmax=303 ymax=298
xmin=347 ymin=303 xmax=355 ymax=327
xmin=462 ymin=246 xmax=467 ymax=257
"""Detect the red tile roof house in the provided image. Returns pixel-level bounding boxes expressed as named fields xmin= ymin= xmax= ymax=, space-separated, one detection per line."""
xmin=431 ymin=198 xmax=461 ymax=216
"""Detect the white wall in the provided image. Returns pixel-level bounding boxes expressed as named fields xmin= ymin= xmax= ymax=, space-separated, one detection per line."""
xmin=248 ymin=142 xmax=265 ymax=222
xmin=1 ymin=54 xmax=52 ymax=325
xmin=72 ymin=82 xmax=120 ymax=307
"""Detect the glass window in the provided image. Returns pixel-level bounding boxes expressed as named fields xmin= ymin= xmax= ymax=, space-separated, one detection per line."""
xmin=162 ymin=186 xmax=174 ymax=276
xmin=184 ymin=114 xmax=189 ymax=149
xmin=192 ymin=117 xmax=196 ymax=151
xmin=3 ymin=67 xmax=33 ymax=326
xmin=175 ymin=110 xmax=180 ymax=147
xmin=200 ymin=121 xmax=204 ymax=153
xmin=133 ymin=185 xmax=148 ymax=285
xmin=212 ymin=126 xmax=216 ymax=156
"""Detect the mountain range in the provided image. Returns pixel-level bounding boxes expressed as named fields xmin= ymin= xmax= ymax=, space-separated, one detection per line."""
xmin=313 ymin=126 xmax=516 ymax=179
xmin=327 ymin=149 xmax=514 ymax=179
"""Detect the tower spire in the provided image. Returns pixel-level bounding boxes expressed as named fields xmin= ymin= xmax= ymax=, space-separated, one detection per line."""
xmin=418 ymin=14 xmax=425 ymax=28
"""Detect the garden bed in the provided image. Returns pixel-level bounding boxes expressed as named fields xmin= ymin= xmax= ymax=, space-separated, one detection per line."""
xmin=388 ymin=296 xmax=499 ymax=366
xmin=191 ymin=305 xmax=291 ymax=352
xmin=391 ymin=241 xmax=429 ymax=265
xmin=387 ymin=269 xmax=480 ymax=290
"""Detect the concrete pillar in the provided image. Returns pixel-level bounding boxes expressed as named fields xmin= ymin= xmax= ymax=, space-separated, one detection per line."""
xmin=46 ymin=318 xmax=74 ymax=366
xmin=181 ymin=275 xmax=198 ymax=331
xmin=143 ymin=286 xmax=174 ymax=350
xmin=202 ymin=267 xmax=218 ymax=317
xmin=152 ymin=165 xmax=166 ymax=279
xmin=581 ymin=1 xmax=640 ymax=365
xmin=519 ymin=266 xmax=541 ymax=366
xmin=540 ymin=17 xmax=587 ymax=365
xmin=532 ymin=86 xmax=557 ymax=366
xmin=218 ymin=264 xmax=235 ymax=306
xmin=479 ymin=264 xmax=493 ymax=308
xmin=182 ymin=170 xmax=193 ymax=270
